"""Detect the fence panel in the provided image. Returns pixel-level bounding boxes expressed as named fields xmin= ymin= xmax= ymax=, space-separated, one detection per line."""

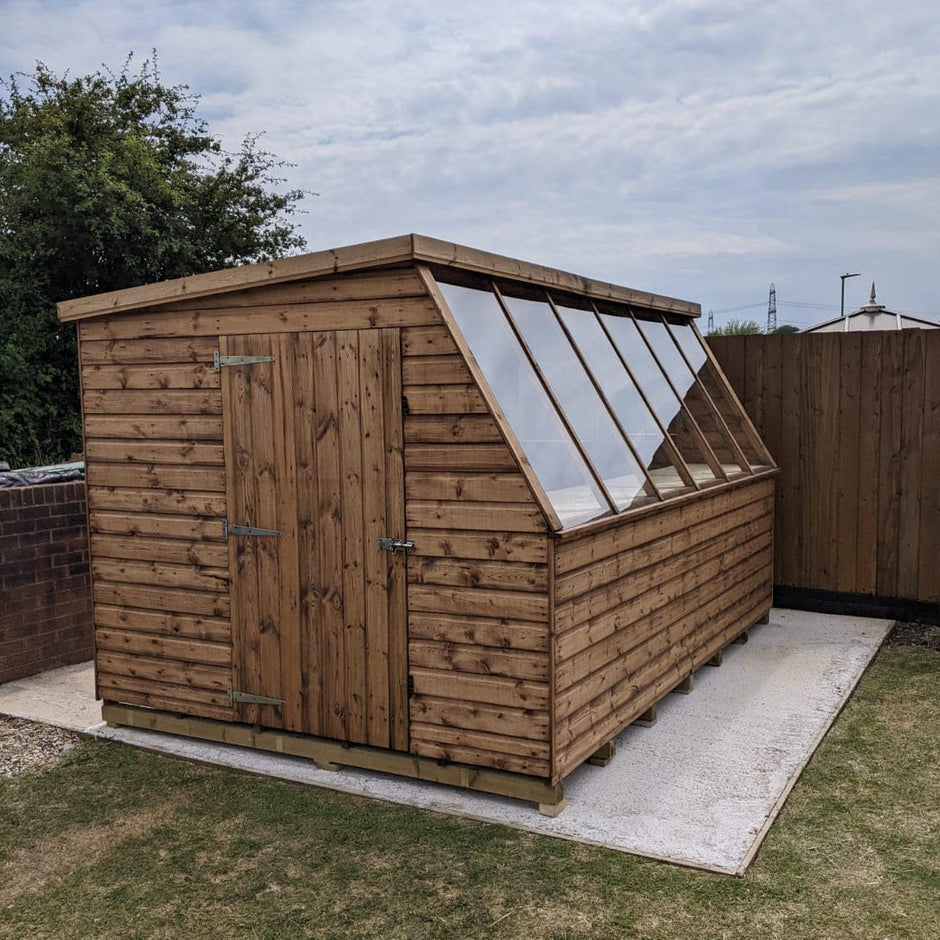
xmin=709 ymin=331 xmax=939 ymax=608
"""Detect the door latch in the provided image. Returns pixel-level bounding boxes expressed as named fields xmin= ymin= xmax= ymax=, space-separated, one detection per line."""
xmin=379 ymin=537 xmax=414 ymax=555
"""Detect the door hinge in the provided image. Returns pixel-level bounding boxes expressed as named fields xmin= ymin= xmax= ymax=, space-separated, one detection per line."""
xmin=379 ymin=537 xmax=414 ymax=555
xmin=228 ymin=688 xmax=285 ymax=707
xmin=214 ymin=351 xmax=276 ymax=371
xmin=223 ymin=520 xmax=281 ymax=540
xmin=407 ymin=675 xmax=415 ymax=696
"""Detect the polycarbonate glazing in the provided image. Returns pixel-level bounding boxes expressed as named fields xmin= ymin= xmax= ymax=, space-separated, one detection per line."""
xmin=437 ymin=277 xmax=765 ymax=529
xmin=634 ymin=317 xmax=747 ymax=476
xmin=557 ymin=306 xmax=690 ymax=495
xmin=667 ymin=323 xmax=769 ymax=467
xmin=601 ymin=314 xmax=719 ymax=486
xmin=437 ymin=282 xmax=608 ymax=527
xmin=502 ymin=294 xmax=656 ymax=511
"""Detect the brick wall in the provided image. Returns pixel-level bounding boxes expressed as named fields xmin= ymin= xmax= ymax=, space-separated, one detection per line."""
xmin=0 ymin=481 xmax=94 ymax=684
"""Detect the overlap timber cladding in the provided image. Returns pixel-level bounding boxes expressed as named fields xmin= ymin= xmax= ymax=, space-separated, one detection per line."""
xmin=77 ymin=266 xmax=554 ymax=776
xmin=552 ymin=478 xmax=774 ymax=781
xmin=77 ymin=261 xmax=773 ymax=784
xmin=401 ymin=324 xmax=552 ymax=779
xmin=710 ymin=331 xmax=940 ymax=603
xmin=78 ymin=268 xmax=439 ymax=721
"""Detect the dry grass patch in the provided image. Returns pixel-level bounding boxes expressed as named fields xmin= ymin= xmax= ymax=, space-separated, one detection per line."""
xmin=0 ymin=798 xmax=178 ymax=906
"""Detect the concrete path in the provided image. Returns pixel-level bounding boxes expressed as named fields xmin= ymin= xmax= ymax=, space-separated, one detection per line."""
xmin=0 ymin=660 xmax=102 ymax=732
xmin=0 ymin=608 xmax=891 ymax=874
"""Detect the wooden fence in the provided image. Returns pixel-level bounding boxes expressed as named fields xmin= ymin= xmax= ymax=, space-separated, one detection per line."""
xmin=709 ymin=330 xmax=939 ymax=609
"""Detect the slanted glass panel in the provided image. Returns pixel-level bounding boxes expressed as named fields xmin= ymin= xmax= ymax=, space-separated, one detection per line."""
xmin=668 ymin=323 xmax=770 ymax=468
xmin=503 ymin=295 xmax=657 ymax=511
xmin=556 ymin=304 xmax=690 ymax=496
xmin=601 ymin=313 xmax=719 ymax=487
xmin=634 ymin=316 xmax=747 ymax=477
xmin=438 ymin=282 xmax=608 ymax=527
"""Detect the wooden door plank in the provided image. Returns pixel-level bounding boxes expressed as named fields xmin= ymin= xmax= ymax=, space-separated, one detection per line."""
xmin=313 ymin=331 xmax=347 ymax=742
xmin=294 ymin=333 xmax=323 ymax=736
xmin=223 ymin=334 xmax=262 ymax=726
xmin=359 ymin=330 xmax=392 ymax=747
xmin=273 ymin=333 xmax=303 ymax=730
xmin=382 ymin=328 xmax=409 ymax=751
xmin=338 ymin=330 xmax=368 ymax=743
xmin=248 ymin=334 xmax=285 ymax=729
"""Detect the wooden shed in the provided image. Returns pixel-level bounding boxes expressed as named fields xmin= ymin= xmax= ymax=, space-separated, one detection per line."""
xmin=58 ymin=234 xmax=777 ymax=814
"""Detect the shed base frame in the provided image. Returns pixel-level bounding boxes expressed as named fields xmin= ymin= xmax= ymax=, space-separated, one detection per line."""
xmin=101 ymin=703 xmax=565 ymax=814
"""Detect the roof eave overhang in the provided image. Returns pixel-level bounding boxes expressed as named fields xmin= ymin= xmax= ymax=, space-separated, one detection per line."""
xmin=56 ymin=233 xmax=701 ymax=323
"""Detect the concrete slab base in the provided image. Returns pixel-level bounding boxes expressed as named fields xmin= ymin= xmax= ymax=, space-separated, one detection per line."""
xmin=0 ymin=661 xmax=101 ymax=732
xmin=0 ymin=609 xmax=892 ymax=874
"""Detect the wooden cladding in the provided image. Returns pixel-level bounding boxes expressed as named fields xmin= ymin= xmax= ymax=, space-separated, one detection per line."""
xmin=710 ymin=331 xmax=940 ymax=603
xmin=401 ymin=319 xmax=552 ymax=778
xmin=222 ymin=329 xmax=408 ymax=750
xmin=80 ymin=325 xmax=232 ymax=722
xmin=75 ymin=258 xmax=777 ymax=797
xmin=552 ymin=479 xmax=773 ymax=781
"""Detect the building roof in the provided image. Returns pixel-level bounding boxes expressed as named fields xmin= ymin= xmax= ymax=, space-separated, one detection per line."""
xmin=803 ymin=283 xmax=939 ymax=332
xmin=57 ymin=233 xmax=701 ymax=323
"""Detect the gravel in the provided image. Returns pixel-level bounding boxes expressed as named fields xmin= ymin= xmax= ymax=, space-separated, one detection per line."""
xmin=0 ymin=715 xmax=81 ymax=779
xmin=885 ymin=621 xmax=940 ymax=651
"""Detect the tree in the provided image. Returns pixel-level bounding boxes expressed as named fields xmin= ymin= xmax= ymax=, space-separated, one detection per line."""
xmin=709 ymin=319 xmax=763 ymax=336
xmin=772 ymin=324 xmax=800 ymax=334
xmin=0 ymin=54 xmax=307 ymax=467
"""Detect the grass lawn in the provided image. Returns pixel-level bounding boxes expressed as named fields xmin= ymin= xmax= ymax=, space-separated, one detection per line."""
xmin=1 ymin=644 xmax=937 ymax=940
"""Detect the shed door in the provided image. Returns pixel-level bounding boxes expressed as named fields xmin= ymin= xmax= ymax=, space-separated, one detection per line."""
xmin=221 ymin=329 xmax=408 ymax=751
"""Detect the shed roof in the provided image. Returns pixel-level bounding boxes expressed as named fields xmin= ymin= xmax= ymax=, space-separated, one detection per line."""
xmin=56 ymin=234 xmax=700 ymax=323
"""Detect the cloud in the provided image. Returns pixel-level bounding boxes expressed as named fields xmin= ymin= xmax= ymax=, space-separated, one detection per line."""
xmin=2 ymin=0 xmax=938 ymax=323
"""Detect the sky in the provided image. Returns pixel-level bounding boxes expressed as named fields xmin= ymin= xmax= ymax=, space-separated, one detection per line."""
xmin=2 ymin=0 xmax=939 ymax=330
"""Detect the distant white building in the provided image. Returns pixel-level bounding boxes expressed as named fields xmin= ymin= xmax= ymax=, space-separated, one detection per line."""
xmin=803 ymin=283 xmax=939 ymax=333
